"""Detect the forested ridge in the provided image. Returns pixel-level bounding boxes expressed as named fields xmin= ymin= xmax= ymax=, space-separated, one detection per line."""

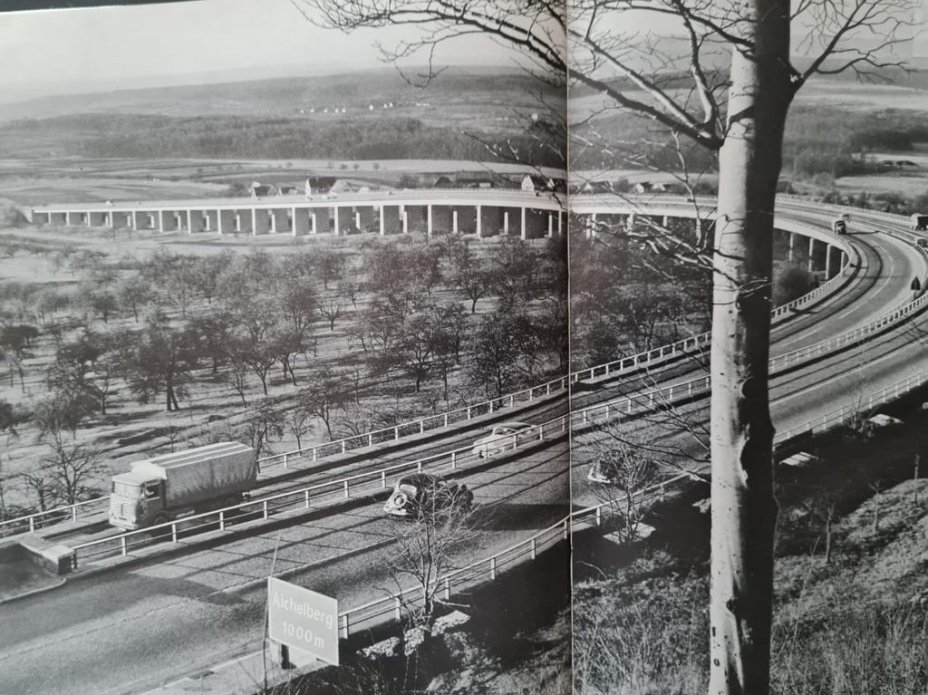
xmin=1 ymin=113 xmax=563 ymax=167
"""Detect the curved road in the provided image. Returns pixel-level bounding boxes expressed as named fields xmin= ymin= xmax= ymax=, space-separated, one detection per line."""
xmin=2 ymin=201 xmax=921 ymax=694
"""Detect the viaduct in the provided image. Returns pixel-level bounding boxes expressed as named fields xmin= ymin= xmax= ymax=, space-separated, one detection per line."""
xmin=30 ymin=189 xmax=849 ymax=279
xmin=29 ymin=190 xmax=566 ymax=240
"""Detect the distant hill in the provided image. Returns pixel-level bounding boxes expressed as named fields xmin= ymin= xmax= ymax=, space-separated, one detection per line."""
xmin=0 ymin=67 xmax=563 ymax=123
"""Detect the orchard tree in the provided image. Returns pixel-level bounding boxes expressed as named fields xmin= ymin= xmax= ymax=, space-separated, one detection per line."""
xmin=40 ymin=432 xmax=105 ymax=506
xmin=300 ymin=368 xmax=348 ymax=440
xmin=450 ymin=242 xmax=490 ymax=314
xmin=117 ymin=274 xmax=152 ymax=323
xmin=124 ymin=318 xmax=198 ymax=411
xmin=301 ymin=1 xmax=916 ymax=692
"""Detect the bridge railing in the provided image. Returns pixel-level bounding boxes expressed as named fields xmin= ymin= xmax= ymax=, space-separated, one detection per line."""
xmin=0 ymin=497 xmax=105 ymax=536
xmin=0 ymin=196 xmax=892 ymax=538
xmin=68 ymin=416 xmax=569 ymax=569
xmin=569 ymin=199 xmax=861 ymax=384
xmin=0 ymin=377 xmax=569 ymax=538
xmin=338 ymin=516 xmax=569 ymax=638
xmin=776 ymin=367 xmax=928 ymax=444
xmin=257 ymin=376 xmax=569 ymax=473
xmin=571 ymin=365 xmax=928 ymax=539
xmin=771 ymin=287 xmax=928 ymax=372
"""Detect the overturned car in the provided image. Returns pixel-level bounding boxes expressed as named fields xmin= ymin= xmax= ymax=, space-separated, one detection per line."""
xmin=383 ymin=473 xmax=474 ymax=519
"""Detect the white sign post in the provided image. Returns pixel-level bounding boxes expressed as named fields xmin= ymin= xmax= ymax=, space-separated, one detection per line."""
xmin=267 ymin=577 xmax=340 ymax=666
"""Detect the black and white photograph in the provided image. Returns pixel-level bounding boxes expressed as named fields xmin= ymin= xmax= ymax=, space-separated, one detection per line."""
xmin=0 ymin=0 xmax=927 ymax=694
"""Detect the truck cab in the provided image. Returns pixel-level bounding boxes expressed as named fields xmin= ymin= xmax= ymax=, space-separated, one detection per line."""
xmin=832 ymin=218 xmax=847 ymax=235
xmin=109 ymin=468 xmax=166 ymax=529
xmin=911 ymin=213 xmax=928 ymax=231
xmin=108 ymin=442 xmax=257 ymax=531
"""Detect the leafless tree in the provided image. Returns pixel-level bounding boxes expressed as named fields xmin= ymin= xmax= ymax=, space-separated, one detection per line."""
xmin=236 ymin=398 xmax=285 ymax=459
xmin=300 ymin=368 xmax=348 ymax=440
xmin=39 ymin=431 xmax=105 ymax=506
xmin=589 ymin=435 xmax=661 ymax=543
xmin=298 ymin=1 xmax=915 ymax=690
xmin=283 ymin=406 xmax=312 ymax=451
xmin=319 ymin=294 xmax=344 ymax=331
xmin=384 ymin=485 xmax=479 ymax=630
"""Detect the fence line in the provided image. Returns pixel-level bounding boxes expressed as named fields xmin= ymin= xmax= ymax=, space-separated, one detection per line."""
xmin=67 ymin=416 xmax=569 ymax=569
xmin=0 ymin=197 xmax=907 ymax=537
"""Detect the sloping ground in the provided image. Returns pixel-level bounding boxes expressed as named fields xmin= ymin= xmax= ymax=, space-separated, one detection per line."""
xmin=572 ymin=442 xmax=928 ymax=694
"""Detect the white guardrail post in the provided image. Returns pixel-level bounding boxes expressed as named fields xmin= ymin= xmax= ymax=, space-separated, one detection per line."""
xmin=2 ymin=197 xmax=913 ymax=538
xmin=67 ymin=415 xmax=570 ymax=566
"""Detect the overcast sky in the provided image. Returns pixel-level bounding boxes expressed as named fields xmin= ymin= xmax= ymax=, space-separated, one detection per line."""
xmin=1 ymin=0 xmax=922 ymax=104
xmin=0 ymin=0 xmax=530 ymax=103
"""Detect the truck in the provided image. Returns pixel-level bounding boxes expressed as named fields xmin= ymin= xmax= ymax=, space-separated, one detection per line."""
xmin=109 ymin=441 xmax=257 ymax=530
xmin=911 ymin=213 xmax=928 ymax=231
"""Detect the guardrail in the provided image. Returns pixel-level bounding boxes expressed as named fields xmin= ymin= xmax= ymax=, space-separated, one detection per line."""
xmin=569 ymin=199 xmax=861 ymax=384
xmin=571 ymin=227 xmax=928 ymax=424
xmin=770 ymin=286 xmax=928 ymax=372
xmin=257 ymin=375 xmax=569 ymax=472
xmin=68 ymin=416 xmax=569 ymax=570
xmin=776 ymin=367 xmax=928 ymax=443
xmin=0 ymin=377 xmax=570 ymax=538
xmin=337 ymin=515 xmax=570 ymax=638
xmin=0 ymin=497 xmax=105 ymax=536
xmin=572 ymin=363 xmax=928 ymax=535
xmin=0 ymin=196 xmax=893 ymax=538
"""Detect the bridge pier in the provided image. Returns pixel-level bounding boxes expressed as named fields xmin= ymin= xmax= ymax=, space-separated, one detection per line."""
xmin=313 ymin=208 xmax=330 ymax=234
xmin=479 ymin=205 xmax=503 ymax=237
xmin=202 ymin=209 xmax=217 ymax=233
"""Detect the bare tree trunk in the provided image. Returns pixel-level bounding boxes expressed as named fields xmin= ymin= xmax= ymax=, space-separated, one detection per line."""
xmin=709 ymin=6 xmax=790 ymax=693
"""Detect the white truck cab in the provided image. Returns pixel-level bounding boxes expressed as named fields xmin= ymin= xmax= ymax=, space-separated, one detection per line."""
xmin=109 ymin=442 xmax=257 ymax=530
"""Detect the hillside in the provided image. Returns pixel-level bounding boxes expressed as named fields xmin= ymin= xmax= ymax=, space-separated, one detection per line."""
xmin=0 ymin=67 xmax=564 ymax=123
xmin=572 ymin=402 xmax=928 ymax=694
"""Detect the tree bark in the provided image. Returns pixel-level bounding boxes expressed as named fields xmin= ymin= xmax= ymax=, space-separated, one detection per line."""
xmin=709 ymin=3 xmax=791 ymax=692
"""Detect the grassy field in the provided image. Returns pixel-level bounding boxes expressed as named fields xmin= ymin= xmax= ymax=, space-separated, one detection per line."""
xmin=0 ymin=224 xmax=566 ymax=515
xmin=0 ymin=156 xmax=566 ymax=207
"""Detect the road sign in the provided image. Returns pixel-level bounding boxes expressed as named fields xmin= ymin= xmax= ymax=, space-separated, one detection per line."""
xmin=267 ymin=577 xmax=339 ymax=666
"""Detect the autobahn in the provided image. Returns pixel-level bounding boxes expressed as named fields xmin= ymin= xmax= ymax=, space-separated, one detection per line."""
xmin=570 ymin=199 xmax=928 ymax=501
xmin=0 ymin=439 xmax=569 ymax=695
xmin=7 ymin=198 xmax=918 ymax=568
xmin=2 ymin=195 xmax=925 ymax=693
xmin=1 ymin=196 xmax=892 ymax=541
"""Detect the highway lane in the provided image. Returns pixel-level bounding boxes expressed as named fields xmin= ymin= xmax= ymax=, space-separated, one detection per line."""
xmin=0 ymin=441 xmax=569 ymax=695
xmin=569 ymin=217 xmax=922 ymax=419
xmin=39 ymin=393 xmax=570 ymax=550
xmin=11 ymin=206 xmax=902 ymax=542
xmin=47 ymin=215 xmax=905 ymax=551
xmin=570 ymin=250 xmax=928 ymax=505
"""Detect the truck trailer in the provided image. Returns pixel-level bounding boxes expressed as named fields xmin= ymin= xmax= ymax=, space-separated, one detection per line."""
xmin=109 ymin=441 xmax=257 ymax=530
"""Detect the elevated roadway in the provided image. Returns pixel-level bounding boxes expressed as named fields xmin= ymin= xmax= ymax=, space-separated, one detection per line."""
xmin=3 ymin=195 xmax=924 ymax=694
xmin=570 ymin=201 xmax=928 ymax=501
xmin=0 ymin=439 xmax=569 ymax=695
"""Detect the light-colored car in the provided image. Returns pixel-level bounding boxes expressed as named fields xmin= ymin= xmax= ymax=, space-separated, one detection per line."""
xmin=471 ymin=421 xmax=535 ymax=458
xmin=383 ymin=473 xmax=473 ymax=518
